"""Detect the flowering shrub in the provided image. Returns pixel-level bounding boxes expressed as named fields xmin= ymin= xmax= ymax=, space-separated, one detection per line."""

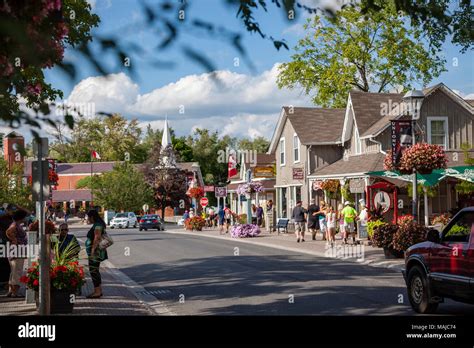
xmin=48 ymin=170 xmax=59 ymax=185
xmin=392 ymin=222 xmax=429 ymax=252
xmin=185 ymin=216 xmax=206 ymax=231
xmin=28 ymin=220 xmax=56 ymax=234
xmin=431 ymin=213 xmax=451 ymax=226
xmin=383 ymin=150 xmax=396 ymax=171
xmin=402 ymin=143 xmax=447 ymax=174
xmin=320 ymin=179 xmax=340 ymax=192
xmin=230 ymin=224 xmax=261 ymax=238
xmin=372 ymin=223 xmax=398 ymax=249
xmin=187 ymin=187 xmax=204 ymax=199
xmin=236 ymin=182 xmax=264 ymax=196
xmin=367 ymin=220 xmax=386 ymax=240
xmin=21 ymin=261 xmax=85 ymax=292
xmin=397 ymin=214 xmax=415 ymax=226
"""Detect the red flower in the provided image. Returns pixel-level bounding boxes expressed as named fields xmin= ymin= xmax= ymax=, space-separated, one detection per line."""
xmin=20 ymin=276 xmax=28 ymax=283
xmin=33 ymin=279 xmax=39 ymax=287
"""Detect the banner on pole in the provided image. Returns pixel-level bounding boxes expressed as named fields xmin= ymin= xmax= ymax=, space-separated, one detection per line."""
xmin=391 ymin=120 xmax=413 ymax=168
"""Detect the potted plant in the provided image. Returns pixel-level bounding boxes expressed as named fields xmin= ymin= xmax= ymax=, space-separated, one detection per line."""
xmin=371 ymin=223 xmax=403 ymax=258
xmin=392 ymin=221 xmax=429 ymax=254
xmin=185 ymin=216 xmax=206 ymax=231
xmin=21 ymin=242 xmax=84 ymax=314
xmin=230 ymin=224 xmax=261 ymax=238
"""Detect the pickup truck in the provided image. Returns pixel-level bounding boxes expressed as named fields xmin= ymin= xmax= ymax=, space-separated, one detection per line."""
xmin=402 ymin=207 xmax=474 ymax=313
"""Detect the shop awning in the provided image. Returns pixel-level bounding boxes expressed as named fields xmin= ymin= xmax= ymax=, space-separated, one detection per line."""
xmin=366 ymin=170 xmax=444 ymax=187
xmin=367 ymin=166 xmax=474 ymax=186
xmin=441 ymin=166 xmax=474 ymax=183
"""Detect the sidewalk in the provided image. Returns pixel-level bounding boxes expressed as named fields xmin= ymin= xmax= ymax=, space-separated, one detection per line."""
xmin=166 ymin=226 xmax=405 ymax=272
xmin=0 ymin=252 xmax=155 ymax=316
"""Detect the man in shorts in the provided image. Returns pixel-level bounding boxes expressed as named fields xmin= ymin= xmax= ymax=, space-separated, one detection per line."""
xmin=341 ymin=201 xmax=357 ymax=244
xmin=291 ymin=201 xmax=307 ymax=243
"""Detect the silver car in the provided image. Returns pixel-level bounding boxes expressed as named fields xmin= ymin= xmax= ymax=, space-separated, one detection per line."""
xmin=110 ymin=212 xmax=138 ymax=229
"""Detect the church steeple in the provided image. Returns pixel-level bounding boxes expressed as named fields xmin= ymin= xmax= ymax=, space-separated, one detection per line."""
xmin=160 ymin=116 xmax=175 ymax=167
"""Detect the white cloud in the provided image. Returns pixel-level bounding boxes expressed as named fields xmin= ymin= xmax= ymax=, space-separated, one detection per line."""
xmin=464 ymin=93 xmax=474 ymax=100
xmin=66 ymin=64 xmax=313 ymax=139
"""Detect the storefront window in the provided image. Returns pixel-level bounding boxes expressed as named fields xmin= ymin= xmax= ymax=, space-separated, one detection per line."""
xmin=295 ymin=186 xmax=301 ymax=203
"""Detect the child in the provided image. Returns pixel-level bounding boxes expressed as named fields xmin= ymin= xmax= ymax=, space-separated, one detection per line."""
xmin=326 ymin=206 xmax=337 ymax=248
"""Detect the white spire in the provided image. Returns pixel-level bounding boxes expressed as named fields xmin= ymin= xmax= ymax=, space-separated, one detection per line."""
xmin=161 ymin=116 xmax=172 ymax=148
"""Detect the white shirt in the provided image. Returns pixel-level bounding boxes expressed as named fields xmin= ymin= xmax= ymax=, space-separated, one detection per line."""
xmin=326 ymin=212 xmax=336 ymax=228
xmin=359 ymin=208 xmax=368 ymax=226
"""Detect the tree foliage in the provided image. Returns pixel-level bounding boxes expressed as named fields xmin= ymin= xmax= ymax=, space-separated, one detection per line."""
xmin=78 ymin=162 xmax=153 ymax=212
xmin=277 ymin=4 xmax=446 ymax=107
xmin=141 ymin=143 xmax=189 ymax=218
xmin=237 ymin=136 xmax=270 ymax=153
xmin=0 ymin=158 xmax=32 ymax=210
xmin=49 ymin=114 xmax=146 ymax=163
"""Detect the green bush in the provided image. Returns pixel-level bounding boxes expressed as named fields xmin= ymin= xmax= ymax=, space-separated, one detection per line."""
xmin=367 ymin=220 xmax=386 ymax=239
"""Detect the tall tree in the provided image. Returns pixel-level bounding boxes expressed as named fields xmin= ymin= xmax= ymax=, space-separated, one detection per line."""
xmin=0 ymin=159 xmax=32 ymax=210
xmin=277 ymin=4 xmax=446 ymax=107
xmin=141 ymin=142 xmax=189 ymax=219
xmin=77 ymin=162 xmax=153 ymax=212
xmin=49 ymin=114 xmax=144 ymax=163
xmin=238 ymin=136 xmax=270 ymax=153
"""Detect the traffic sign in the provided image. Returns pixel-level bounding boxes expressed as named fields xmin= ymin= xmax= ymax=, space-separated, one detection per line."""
xmin=200 ymin=197 xmax=209 ymax=207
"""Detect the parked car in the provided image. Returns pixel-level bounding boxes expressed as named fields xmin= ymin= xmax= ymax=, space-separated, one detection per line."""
xmin=110 ymin=212 xmax=138 ymax=229
xmin=402 ymin=207 xmax=474 ymax=314
xmin=139 ymin=214 xmax=165 ymax=231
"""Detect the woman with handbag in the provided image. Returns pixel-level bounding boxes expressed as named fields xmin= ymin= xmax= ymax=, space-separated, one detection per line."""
xmin=85 ymin=210 xmax=108 ymax=299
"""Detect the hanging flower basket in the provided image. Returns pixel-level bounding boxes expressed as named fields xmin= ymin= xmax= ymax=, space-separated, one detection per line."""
xmin=385 ymin=144 xmax=447 ymax=174
xmin=320 ymin=179 xmax=340 ymax=193
xmin=236 ymin=182 xmax=264 ymax=196
xmin=187 ymin=187 xmax=204 ymax=199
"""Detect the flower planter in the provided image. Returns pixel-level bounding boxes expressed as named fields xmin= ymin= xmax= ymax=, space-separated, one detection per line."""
xmin=383 ymin=247 xmax=404 ymax=259
xmin=35 ymin=289 xmax=75 ymax=314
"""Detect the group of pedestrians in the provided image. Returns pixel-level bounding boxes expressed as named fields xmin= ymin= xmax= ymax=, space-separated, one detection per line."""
xmin=292 ymin=199 xmax=368 ymax=247
xmin=0 ymin=205 xmax=108 ymax=299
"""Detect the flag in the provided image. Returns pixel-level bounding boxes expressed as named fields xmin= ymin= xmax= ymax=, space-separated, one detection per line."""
xmin=228 ymin=153 xmax=237 ymax=178
xmin=91 ymin=150 xmax=101 ymax=160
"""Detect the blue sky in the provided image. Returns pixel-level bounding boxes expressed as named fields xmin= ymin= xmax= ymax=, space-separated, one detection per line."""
xmin=39 ymin=0 xmax=474 ymax=139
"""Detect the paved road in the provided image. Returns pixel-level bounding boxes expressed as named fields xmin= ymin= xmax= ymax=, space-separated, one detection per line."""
xmin=73 ymin=224 xmax=474 ymax=315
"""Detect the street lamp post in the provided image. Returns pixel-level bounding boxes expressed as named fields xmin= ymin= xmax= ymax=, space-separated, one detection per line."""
xmin=402 ymin=90 xmax=425 ymax=221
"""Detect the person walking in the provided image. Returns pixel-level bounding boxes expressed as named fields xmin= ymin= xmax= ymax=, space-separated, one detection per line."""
xmin=291 ymin=201 xmax=307 ymax=243
xmin=337 ymin=203 xmax=345 ymax=242
xmin=5 ymin=209 xmax=29 ymax=297
xmin=341 ymin=201 xmax=358 ymax=245
xmin=224 ymin=205 xmax=233 ymax=233
xmin=326 ymin=206 xmax=337 ymax=248
xmin=64 ymin=207 xmax=71 ymax=224
xmin=357 ymin=199 xmax=369 ymax=238
xmin=318 ymin=201 xmax=328 ymax=241
xmin=85 ymin=210 xmax=108 ymax=299
xmin=0 ymin=206 xmax=14 ymax=290
xmin=251 ymin=204 xmax=257 ymax=225
xmin=218 ymin=206 xmax=225 ymax=234
xmin=256 ymin=204 xmax=264 ymax=227
xmin=307 ymin=199 xmax=320 ymax=240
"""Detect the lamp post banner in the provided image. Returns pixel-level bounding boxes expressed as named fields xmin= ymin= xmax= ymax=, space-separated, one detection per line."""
xmin=391 ymin=120 xmax=413 ymax=167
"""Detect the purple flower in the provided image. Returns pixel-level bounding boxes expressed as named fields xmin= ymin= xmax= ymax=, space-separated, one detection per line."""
xmin=230 ymin=224 xmax=261 ymax=238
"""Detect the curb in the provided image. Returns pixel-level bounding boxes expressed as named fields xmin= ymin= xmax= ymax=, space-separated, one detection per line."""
xmin=162 ymin=229 xmax=404 ymax=272
xmin=102 ymin=260 xmax=176 ymax=316
xmin=77 ymin=238 xmax=175 ymax=316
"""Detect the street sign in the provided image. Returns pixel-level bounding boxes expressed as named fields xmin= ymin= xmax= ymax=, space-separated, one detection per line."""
xmin=143 ymin=204 xmax=149 ymax=212
xmin=200 ymin=197 xmax=209 ymax=208
xmin=215 ymin=187 xmax=227 ymax=197
xmin=204 ymin=185 xmax=215 ymax=192
xmin=33 ymin=137 xmax=49 ymax=158
xmin=32 ymin=160 xmax=50 ymax=202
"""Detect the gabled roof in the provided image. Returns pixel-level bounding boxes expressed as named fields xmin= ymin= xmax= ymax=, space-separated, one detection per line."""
xmin=466 ymin=100 xmax=474 ymax=107
xmin=268 ymin=107 xmax=345 ymax=153
xmin=309 ymin=152 xmax=385 ymax=178
xmin=360 ymin=84 xmax=474 ymax=139
xmin=349 ymin=90 xmax=403 ymax=137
